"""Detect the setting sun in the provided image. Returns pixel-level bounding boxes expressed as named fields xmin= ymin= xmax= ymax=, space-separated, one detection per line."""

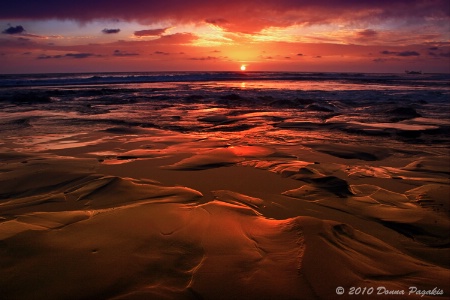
xmin=240 ymin=65 xmax=246 ymax=71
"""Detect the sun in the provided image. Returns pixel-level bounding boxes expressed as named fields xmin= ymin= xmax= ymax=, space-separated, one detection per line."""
xmin=240 ymin=65 xmax=246 ymax=71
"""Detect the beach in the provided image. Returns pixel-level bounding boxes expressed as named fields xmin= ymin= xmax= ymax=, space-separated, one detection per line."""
xmin=0 ymin=72 xmax=449 ymax=299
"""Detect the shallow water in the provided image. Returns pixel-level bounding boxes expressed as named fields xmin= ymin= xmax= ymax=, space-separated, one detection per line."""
xmin=1 ymin=72 xmax=450 ymax=299
xmin=1 ymin=72 xmax=449 ymax=153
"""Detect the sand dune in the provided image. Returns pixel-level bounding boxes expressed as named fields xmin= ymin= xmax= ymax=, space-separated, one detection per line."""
xmin=162 ymin=146 xmax=278 ymax=170
xmin=306 ymin=143 xmax=392 ymax=161
xmin=1 ymin=153 xmax=449 ymax=299
xmin=283 ymin=184 xmax=450 ymax=247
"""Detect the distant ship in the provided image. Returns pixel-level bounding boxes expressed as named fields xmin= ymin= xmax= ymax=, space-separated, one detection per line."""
xmin=405 ymin=70 xmax=422 ymax=74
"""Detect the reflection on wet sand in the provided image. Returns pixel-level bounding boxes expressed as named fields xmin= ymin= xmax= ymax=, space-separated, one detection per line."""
xmin=0 ymin=76 xmax=449 ymax=299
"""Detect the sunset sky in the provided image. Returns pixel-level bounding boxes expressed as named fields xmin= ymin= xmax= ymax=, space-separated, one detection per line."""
xmin=1 ymin=0 xmax=449 ymax=73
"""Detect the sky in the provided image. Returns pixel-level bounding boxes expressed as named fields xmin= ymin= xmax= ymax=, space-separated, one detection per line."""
xmin=0 ymin=0 xmax=449 ymax=73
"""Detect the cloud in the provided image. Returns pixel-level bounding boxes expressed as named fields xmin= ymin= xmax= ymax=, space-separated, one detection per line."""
xmin=2 ymin=25 xmax=55 ymax=38
xmin=65 ymin=52 xmax=97 ymax=58
xmin=37 ymin=52 xmax=98 ymax=59
xmin=1 ymin=1 xmax=448 ymax=33
xmin=189 ymin=56 xmax=219 ymax=61
xmin=93 ymin=33 xmax=197 ymax=55
xmin=205 ymin=18 xmax=229 ymax=25
xmin=37 ymin=54 xmax=62 ymax=59
xmin=102 ymin=28 xmax=120 ymax=34
xmin=397 ymin=51 xmax=420 ymax=56
xmin=354 ymin=29 xmax=378 ymax=42
xmin=357 ymin=29 xmax=378 ymax=38
xmin=154 ymin=51 xmax=170 ymax=55
xmin=381 ymin=50 xmax=420 ymax=56
xmin=157 ymin=32 xmax=197 ymax=44
xmin=2 ymin=25 xmax=25 ymax=35
xmin=113 ymin=49 xmax=138 ymax=56
xmin=134 ymin=28 xmax=168 ymax=37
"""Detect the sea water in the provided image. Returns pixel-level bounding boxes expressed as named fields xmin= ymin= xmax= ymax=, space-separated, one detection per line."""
xmin=1 ymin=71 xmax=449 ymax=153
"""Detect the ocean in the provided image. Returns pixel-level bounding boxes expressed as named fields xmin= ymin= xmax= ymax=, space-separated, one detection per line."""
xmin=1 ymin=71 xmax=449 ymax=152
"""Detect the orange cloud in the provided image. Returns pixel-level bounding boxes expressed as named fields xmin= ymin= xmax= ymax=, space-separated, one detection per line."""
xmin=134 ymin=28 xmax=169 ymax=37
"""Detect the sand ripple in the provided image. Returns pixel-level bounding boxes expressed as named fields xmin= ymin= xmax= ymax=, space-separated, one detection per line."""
xmin=1 ymin=80 xmax=449 ymax=299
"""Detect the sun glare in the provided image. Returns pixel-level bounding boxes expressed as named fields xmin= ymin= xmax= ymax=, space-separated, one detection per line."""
xmin=240 ymin=65 xmax=246 ymax=71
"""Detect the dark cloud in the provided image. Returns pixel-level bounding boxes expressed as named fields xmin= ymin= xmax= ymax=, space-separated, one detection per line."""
xmin=2 ymin=25 xmax=25 ymax=34
xmin=154 ymin=51 xmax=170 ymax=55
xmin=102 ymin=28 xmax=120 ymax=34
xmin=189 ymin=56 xmax=218 ymax=61
xmin=297 ymin=53 xmax=303 ymax=56
xmin=2 ymin=25 xmax=50 ymax=38
xmin=205 ymin=18 xmax=229 ymax=25
xmin=397 ymin=51 xmax=420 ymax=56
xmin=426 ymin=50 xmax=450 ymax=58
xmin=37 ymin=54 xmax=62 ymax=59
xmin=354 ymin=29 xmax=378 ymax=42
xmin=134 ymin=28 xmax=168 ymax=37
xmin=0 ymin=1 xmax=448 ymax=33
xmin=37 ymin=53 xmax=98 ymax=59
xmin=65 ymin=53 xmax=97 ymax=58
xmin=113 ymin=49 xmax=138 ymax=56
xmin=428 ymin=46 xmax=439 ymax=51
xmin=381 ymin=50 xmax=420 ymax=56
xmin=357 ymin=29 xmax=378 ymax=38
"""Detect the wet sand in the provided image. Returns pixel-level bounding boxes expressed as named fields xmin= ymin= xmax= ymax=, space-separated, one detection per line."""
xmin=1 ymin=81 xmax=449 ymax=299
